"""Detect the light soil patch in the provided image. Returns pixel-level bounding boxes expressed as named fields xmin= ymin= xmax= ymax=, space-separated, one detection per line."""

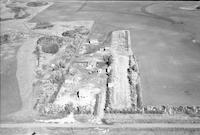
xmin=109 ymin=30 xmax=132 ymax=110
xmin=16 ymin=38 xmax=38 ymax=114
xmin=0 ymin=1 xmax=54 ymax=120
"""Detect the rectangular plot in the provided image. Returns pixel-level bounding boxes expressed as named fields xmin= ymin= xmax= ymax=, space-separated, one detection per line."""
xmin=110 ymin=30 xmax=132 ymax=110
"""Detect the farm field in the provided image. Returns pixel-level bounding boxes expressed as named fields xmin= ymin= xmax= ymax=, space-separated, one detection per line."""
xmin=30 ymin=1 xmax=200 ymax=106
xmin=1 ymin=1 xmax=200 ymax=134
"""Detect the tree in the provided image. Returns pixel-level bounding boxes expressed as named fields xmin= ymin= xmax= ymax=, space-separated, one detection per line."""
xmin=33 ymin=46 xmax=40 ymax=67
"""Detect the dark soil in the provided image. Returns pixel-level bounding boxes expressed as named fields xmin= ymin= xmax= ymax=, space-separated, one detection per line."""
xmin=37 ymin=36 xmax=68 ymax=54
xmin=11 ymin=7 xmax=30 ymax=19
xmin=26 ymin=1 xmax=48 ymax=7
xmin=0 ymin=6 xmax=30 ymax=21
xmin=62 ymin=26 xmax=90 ymax=38
xmin=33 ymin=22 xmax=54 ymax=30
xmin=14 ymin=12 xmax=30 ymax=19
xmin=37 ymin=36 xmax=66 ymax=47
xmin=0 ymin=17 xmax=13 ymax=22
xmin=62 ymin=30 xmax=76 ymax=38
xmin=41 ymin=43 xmax=59 ymax=54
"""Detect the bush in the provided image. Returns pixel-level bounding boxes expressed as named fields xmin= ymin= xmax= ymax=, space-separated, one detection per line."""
xmin=33 ymin=46 xmax=40 ymax=66
xmin=0 ymin=34 xmax=10 ymax=45
xmin=41 ymin=43 xmax=59 ymax=54
xmin=0 ymin=32 xmax=25 ymax=45
xmin=64 ymin=45 xmax=76 ymax=58
xmin=64 ymin=103 xmax=75 ymax=114
xmin=49 ymin=70 xmax=65 ymax=84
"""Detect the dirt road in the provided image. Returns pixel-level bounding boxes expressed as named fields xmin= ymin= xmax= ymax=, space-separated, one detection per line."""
xmin=1 ymin=123 xmax=200 ymax=129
